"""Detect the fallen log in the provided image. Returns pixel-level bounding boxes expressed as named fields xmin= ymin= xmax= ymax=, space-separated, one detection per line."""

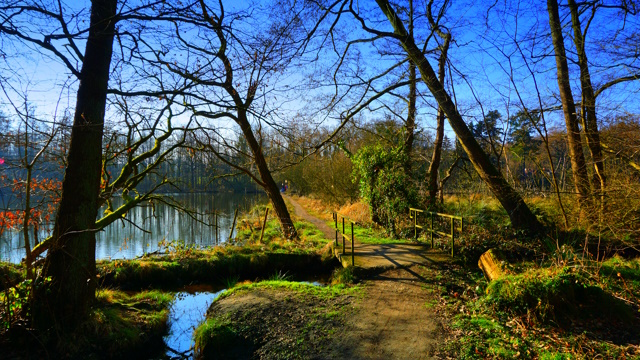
xmin=478 ymin=249 xmax=510 ymax=282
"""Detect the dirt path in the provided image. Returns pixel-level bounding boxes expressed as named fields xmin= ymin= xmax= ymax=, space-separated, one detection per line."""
xmin=285 ymin=194 xmax=337 ymax=241
xmin=285 ymin=195 xmax=450 ymax=269
xmin=284 ymin=195 xmax=446 ymax=359
xmin=321 ymin=266 xmax=445 ymax=359
xmin=208 ymin=265 xmax=446 ymax=360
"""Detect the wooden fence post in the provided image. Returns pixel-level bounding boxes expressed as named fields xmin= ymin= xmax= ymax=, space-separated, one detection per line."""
xmin=451 ymin=217 xmax=455 ymax=256
xmin=342 ymin=217 xmax=345 ymax=255
xmin=334 ymin=213 xmax=338 ymax=246
xmin=351 ymin=222 xmax=354 ymax=267
xmin=259 ymin=208 xmax=269 ymax=243
xmin=229 ymin=208 xmax=238 ymax=242
xmin=430 ymin=212 xmax=434 ymax=248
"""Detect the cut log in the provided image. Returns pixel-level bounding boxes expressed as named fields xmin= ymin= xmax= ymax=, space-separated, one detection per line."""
xmin=478 ymin=249 xmax=510 ymax=282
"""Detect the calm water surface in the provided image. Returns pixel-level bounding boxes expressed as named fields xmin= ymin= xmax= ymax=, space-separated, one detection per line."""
xmin=0 ymin=192 xmax=267 ymax=263
xmin=164 ymin=288 xmax=227 ymax=358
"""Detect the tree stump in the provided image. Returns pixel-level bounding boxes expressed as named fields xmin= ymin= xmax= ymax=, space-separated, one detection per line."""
xmin=478 ymin=249 xmax=510 ymax=282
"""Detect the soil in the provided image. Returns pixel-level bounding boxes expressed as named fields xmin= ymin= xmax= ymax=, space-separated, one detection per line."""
xmin=285 ymin=195 xmax=450 ymax=270
xmin=197 ymin=196 xmax=448 ymax=359
xmin=204 ymin=287 xmax=356 ymax=359
xmin=321 ymin=267 xmax=445 ymax=359
xmin=204 ymin=265 xmax=445 ymax=359
xmin=285 ymin=195 xmax=336 ymax=241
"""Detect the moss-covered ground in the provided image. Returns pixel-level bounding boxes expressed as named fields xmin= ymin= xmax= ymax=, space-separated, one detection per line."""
xmin=1 ymin=201 xmax=338 ymax=358
xmin=193 ymin=280 xmax=362 ymax=359
xmin=292 ymin=194 xmax=640 ymax=359
xmin=1 ymin=289 xmax=173 ymax=359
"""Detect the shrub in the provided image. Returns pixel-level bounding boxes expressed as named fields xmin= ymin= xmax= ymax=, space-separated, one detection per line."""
xmin=352 ymin=144 xmax=418 ymax=236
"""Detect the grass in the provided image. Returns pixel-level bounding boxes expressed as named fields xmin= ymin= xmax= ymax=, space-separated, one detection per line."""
xmin=0 ymin=262 xmax=23 ymax=291
xmin=97 ymin=206 xmax=337 ymax=290
xmin=193 ymin=318 xmax=242 ymax=356
xmin=97 ymin=245 xmax=335 ymax=290
xmin=234 ymin=202 xmax=331 ymax=252
xmin=216 ymin=279 xmax=360 ymax=302
xmin=330 ymin=266 xmax=356 ymax=284
xmin=32 ymin=289 xmax=175 ymax=359
xmin=435 ymin=260 xmax=640 ymax=359
xmin=193 ymin=280 xmax=361 ymax=359
xmin=483 ymin=266 xmax=634 ymax=325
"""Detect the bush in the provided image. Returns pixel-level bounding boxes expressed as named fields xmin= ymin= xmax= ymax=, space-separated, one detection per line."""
xmin=352 ymin=144 xmax=418 ymax=236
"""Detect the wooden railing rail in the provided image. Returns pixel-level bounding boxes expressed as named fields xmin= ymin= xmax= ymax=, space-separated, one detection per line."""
xmin=409 ymin=208 xmax=463 ymax=256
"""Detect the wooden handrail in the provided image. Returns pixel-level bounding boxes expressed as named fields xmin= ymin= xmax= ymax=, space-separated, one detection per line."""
xmin=409 ymin=207 xmax=464 ymax=256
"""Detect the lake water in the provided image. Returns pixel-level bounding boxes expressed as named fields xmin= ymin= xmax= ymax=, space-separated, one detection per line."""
xmin=0 ymin=192 xmax=267 ymax=263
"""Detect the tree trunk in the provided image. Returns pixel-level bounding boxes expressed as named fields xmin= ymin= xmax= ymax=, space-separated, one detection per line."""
xmin=403 ymin=0 xmax=416 ymax=173
xmin=404 ymin=59 xmax=416 ymax=171
xmin=236 ymin=110 xmax=298 ymax=239
xmin=426 ymin=32 xmax=450 ymax=209
xmin=568 ymin=0 xmax=605 ymax=194
xmin=375 ymin=0 xmax=540 ymax=230
xmin=546 ymin=0 xmax=591 ymax=208
xmin=34 ymin=0 xmax=117 ymax=332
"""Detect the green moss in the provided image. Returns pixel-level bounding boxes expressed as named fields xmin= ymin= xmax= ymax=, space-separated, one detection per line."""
xmin=217 ymin=280 xmax=360 ymax=302
xmin=194 ymin=280 xmax=358 ymax=359
xmin=483 ymin=267 xmax=634 ymax=325
xmin=194 ymin=318 xmax=245 ymax=357
xmin=330 ymin=266 xmax=356 ymax=284
xmin=49 ymin=289 xmax=174 ymax=358
xmin=97 ymin=247 xmax=335 ymax=290
xmin=599 ymin=256 xmax=640 ymax=296
xmin=0 ymin=262 xmax=23 ymax=290
xmin=448 ymin=313 xmax=531 ymax=359
xmin=538 ymin=352 xmax=575 ymax=360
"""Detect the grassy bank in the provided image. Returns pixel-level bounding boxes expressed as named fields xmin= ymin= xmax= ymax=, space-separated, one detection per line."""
xmin=98 ymin=201 xmax=336 ymax=289
xmin=1 ymin=203 xmax=340 ymax=358
xmin=1 ymin=289 xmax=173 ymax=359
xmin=193 ymin=280 xmax=361 ymax=359
xmin=98 ymin=246 xmax=335 ymax=290
xmin=0 ymin=262 xmax=22 ymax=291
xmin=426 ymin=257 xmax=640 ymax=359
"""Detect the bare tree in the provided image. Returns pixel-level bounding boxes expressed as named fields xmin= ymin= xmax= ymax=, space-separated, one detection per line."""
xmin=22 ymin=0 xmax=119 ymax=330
xmin=546 ymin=0 xmax=591 ymax=212
xmin=373 ymin=0 xmax=540 ymax=230
xmin=425 ymin=0 xmax=450 ymax=209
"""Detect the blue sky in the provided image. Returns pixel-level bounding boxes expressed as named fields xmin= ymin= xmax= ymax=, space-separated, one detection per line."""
xmin=1 ymin=0 xmax=638 ymax=144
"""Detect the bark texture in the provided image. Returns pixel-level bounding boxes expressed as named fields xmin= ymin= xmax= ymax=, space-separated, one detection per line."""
xmin=403 ymin=0 xmax=416 ymax=172
xmin=404 ymin=59 xmax=416 ymax=171
xmin=426 ymin=27 xmax=450 ymax=209
xmin=237 ymin=110 xmax=298 ymax=239
xmin=375 ymin=0 xmax=540 ymax=230
xmin=547 ymin=0 xmax=591 ymax=207
xmin=568 ymin=0 xmax=605 ymax=193
xmin=34 ymin=0 xmax=117 ymax=331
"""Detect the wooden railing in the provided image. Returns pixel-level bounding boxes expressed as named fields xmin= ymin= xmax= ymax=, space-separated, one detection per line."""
xmin=409 ymin=208 xmax=463 ymax=256
xmin=332 ymin=212 xmax=355 ymax=266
